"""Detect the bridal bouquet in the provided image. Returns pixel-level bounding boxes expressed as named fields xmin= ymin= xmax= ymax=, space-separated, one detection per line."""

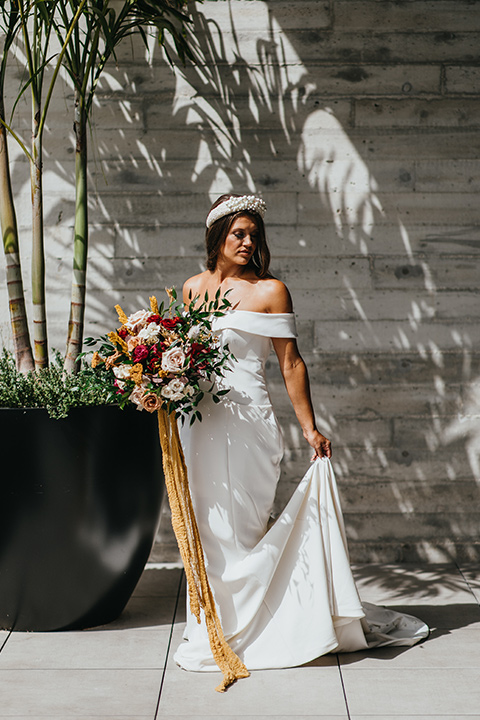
xmin=84 ymin=288 xmax=233 ymax=424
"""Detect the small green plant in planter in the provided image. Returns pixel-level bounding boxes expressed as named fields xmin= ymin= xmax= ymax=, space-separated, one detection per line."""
xmin=0 ymin=349 xmax=112 ymax=418
xmin=0 ymin=348 xmax=165 ymax=632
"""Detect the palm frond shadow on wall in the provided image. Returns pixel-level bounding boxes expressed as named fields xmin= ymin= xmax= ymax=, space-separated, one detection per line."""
xmin=34 ymin=1 xmax=480 ymax=563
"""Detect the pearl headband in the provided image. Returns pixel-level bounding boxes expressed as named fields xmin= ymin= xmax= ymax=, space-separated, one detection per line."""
xmin=206 ymin=195 xmax=267 ymax=229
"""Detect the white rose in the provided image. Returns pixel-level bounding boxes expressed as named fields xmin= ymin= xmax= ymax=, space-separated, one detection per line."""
xmin=137 ymin=323 xmax=160 ymax=344
xmin=161 ymin=346 xmax=186 ymax=374
xmin=161 ymin=378 xmax=187 ymax=402
xmin=124 ymin=309 xmax=152 ymax=332
xmin=113 ymin=364 xmax=132 ymax=380
xmin=128 ymin=382 xmax=149 ymax=409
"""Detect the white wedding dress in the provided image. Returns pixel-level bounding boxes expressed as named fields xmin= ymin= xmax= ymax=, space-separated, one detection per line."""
xmin=176 ymin=310 xmax=429 ymax=671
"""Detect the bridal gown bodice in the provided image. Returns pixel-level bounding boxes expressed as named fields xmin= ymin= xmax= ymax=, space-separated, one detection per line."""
xmin=176 ymin=310 xmax=429 ymax=672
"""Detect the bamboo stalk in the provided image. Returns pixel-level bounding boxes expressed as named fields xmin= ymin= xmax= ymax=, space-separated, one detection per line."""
xmin=0 ymin=97 xmax=34 ymax=372
xmin=64 ymin=92 xmax=88 ymax=374
xmin=30 ymin=111 xmax=48 ymax=370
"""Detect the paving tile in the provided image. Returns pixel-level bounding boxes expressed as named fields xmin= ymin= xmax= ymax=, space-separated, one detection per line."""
xmin=0 ymin=669 xmax=161 ymax=716
xmin=294 ymin=653 xmax=338 ymax=668
xmin=0 ymin=717 xmax=151 ymax=720
xmin=350 ymin=716 xmax=478 ymax=720
xmin=385 ymin=602 xmax=480 ymax=630
xmin=99 ymin=593 xmax=179 ymax=630
xmin=0 ymin=627 xmax=170 ymax=669
xmin=158 ymin=626 xmax=347 ymax=716
xmin=133 ymin=564 xmax=184 ymax=598
xmin=341 ymin=668 xmax=480 ymax=716
xmin=157 ymin=717 xmax=348 ymax=719
xmin=339 ymin=626 xmax=480 ymax=668
xmin=351 ymin=563 xmax=474 ymax=605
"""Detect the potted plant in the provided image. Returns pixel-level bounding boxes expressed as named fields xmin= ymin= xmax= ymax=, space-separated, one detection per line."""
xmin=0 ymin=0 xmax=195 ymax=630
xmin=0 ymin=351 xmax=165 ymax=631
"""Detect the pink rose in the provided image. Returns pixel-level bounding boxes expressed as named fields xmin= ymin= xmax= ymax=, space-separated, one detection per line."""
xmin=161 ymin=346 xmax=186 ymax=374
xmin=129 ymin=384 xmax=148 ymax=409
xmin=139 ymin=392 xmax=162 ymax=413
xmin=126 ymin=335 xmax=139 ymax=353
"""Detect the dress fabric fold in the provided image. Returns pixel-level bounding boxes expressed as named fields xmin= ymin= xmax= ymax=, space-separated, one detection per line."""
xmin=176 ymin=310 xmax=429 ymax=672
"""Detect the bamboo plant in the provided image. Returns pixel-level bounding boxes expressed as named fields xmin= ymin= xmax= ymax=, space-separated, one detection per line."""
xmin=0 ymin=1 xmax=33 ymax=371
xmin=54 ymin=0 xmax=193 ymax=373
xmin=19 ymin=0 xmax=89 ymax=369
xmin=1 ymin=0 xmax=87 ymax=371
xmin=0 ymin=0 xmax=193 ymax=375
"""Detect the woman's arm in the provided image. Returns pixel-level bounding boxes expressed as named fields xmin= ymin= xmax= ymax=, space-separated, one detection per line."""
xmin=272 ymin=336 xmax=332 ymax=460
xmin=263 ymin=279 xmax=331 ymax=459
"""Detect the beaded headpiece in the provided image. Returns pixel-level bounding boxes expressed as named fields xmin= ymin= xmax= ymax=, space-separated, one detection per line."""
xmin=205 ymin=194 xmax=267 ymax=229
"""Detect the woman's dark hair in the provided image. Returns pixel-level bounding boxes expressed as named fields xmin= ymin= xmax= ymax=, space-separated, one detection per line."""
xmin=205 ymin=193 xmax=271 ymax=278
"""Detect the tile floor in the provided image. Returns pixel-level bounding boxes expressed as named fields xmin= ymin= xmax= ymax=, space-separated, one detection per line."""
xmin=1 ymin=562 xmax=479 ymax=719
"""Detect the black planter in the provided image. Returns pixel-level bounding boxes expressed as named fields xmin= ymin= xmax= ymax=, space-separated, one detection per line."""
xmin=0 ymin=405 xmax=164 ymax=631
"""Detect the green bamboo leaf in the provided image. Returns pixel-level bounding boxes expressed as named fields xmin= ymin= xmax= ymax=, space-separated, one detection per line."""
xmin=0 ymin=116 xmax=33 ymax=161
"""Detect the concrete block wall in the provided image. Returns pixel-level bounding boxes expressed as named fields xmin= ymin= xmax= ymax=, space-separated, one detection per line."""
xmin=1 ymin=0 xmax=480 ymax=561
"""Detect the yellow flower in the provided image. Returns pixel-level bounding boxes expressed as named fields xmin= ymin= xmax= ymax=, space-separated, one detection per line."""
xmin=91 ymin=351 xmax=102 ymax=368
xmin=108 ymin=331 xmax=129 ymax=353
xmin=114 ymin=304 xmax=128 ymax=325
xmin=130 ymin=363 xmax=144 ymax=385
xmin=149 ymin=296 xmax=159 ymax=314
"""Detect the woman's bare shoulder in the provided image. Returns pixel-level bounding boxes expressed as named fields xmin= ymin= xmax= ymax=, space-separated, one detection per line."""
xmin=183 ymin=272 xmax=209 ymax=302
xmin=256 ymin=278 xmax=293 ymax=313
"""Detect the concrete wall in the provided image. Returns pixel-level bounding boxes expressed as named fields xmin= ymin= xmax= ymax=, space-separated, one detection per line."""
xmin=2 ymin=0 xmax=480 ymax=561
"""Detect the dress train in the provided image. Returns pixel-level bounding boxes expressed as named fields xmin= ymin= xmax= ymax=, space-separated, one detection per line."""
xmin=174 ymin=457 xmax=429 ymax=671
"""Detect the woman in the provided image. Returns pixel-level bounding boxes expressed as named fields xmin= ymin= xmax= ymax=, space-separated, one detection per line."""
xmin=176 ymin=193 xmax=428 ymax=672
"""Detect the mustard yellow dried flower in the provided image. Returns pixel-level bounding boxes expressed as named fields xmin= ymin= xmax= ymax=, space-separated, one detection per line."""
xmin=91 ymin=351 xmax=102 ymax=368
xmin=114 ymin=304 xmax=128 ymax=325
xmin=130 ymin=363 xmax=144 ymax=385
xmin=150 ymin=296 xmax=159 ymax=314
xmin=108 ymin=331 xmax=129 ymax=354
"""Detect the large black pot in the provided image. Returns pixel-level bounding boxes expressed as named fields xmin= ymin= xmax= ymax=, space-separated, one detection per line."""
xmin=0 ymin=405 xmax=164 ymax=631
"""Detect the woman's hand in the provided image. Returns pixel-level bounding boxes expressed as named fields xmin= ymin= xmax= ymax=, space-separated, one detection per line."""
xmin=304 ymin=429 xmax=332 ymax=461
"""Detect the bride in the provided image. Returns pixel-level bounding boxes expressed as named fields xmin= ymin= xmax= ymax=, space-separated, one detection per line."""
xmin=176 ymin=193 xmax=429 ymax=672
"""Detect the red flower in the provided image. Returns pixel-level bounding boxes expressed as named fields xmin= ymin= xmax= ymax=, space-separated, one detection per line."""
xmin=147 ymin=314 xmax=161 ymax=324
xmin=160 ymin=317 xmax=182 ymax=330
xmin=149 ymin=345 xmax=162 ymax=358
xmin=189 ymin=342 xmax=206 ymax=357
xmin=132 ymin=344 xmax=149 ymax=362
xmin=114 ymin=380 xmax=126 ymax=394
xmin=118 ymin=327 xmax=128 ymax=339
